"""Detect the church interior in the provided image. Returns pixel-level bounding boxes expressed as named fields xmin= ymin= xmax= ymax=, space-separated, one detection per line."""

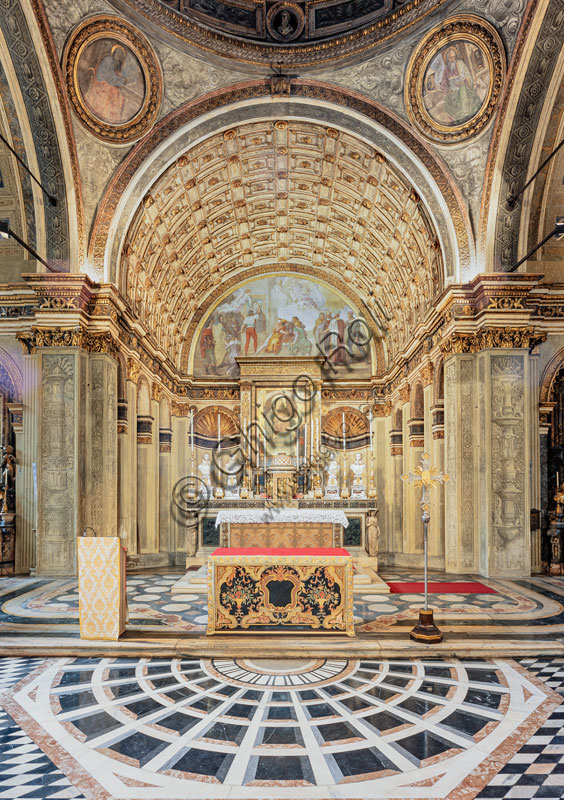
xmin=2 ymin=0 xmax=564 ymax=798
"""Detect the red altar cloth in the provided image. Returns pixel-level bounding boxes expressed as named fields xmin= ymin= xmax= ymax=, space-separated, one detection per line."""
xmin=211 ymin=547 xmax=350 ymax=557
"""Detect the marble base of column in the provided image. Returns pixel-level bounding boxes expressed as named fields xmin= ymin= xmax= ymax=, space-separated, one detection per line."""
xmin=410 ymin=609 xmax=443 ymax=643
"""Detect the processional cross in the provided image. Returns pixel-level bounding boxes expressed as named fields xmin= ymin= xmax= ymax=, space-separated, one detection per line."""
xmin=402 ymin=452 xmax=450 ymax=643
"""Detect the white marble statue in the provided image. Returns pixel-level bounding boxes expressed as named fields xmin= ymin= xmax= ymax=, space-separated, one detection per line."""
xmin=326 ymin=452 xmax=339 ymax=486
xmin=198 ymin=453 xmax=212 ymax=493
xmin=325 ymin=451 xmax=340 ymax=498
xmin=225 ymin=452 xmax=241 ymax=497
xmin=350 ymin=453 xmax=366 ymax=486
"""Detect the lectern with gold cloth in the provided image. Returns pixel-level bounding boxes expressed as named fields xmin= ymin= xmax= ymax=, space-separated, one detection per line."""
xmin=207 ymin=547 xmax=354 ymax=636
xmin=77 ymin=537 xmax=127 ymax=640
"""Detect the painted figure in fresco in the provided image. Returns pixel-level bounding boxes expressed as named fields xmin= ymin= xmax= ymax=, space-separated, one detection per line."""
xmin=439 ymin=45 xmax=482 ymax=124
xmin=288 ymin=317 xmax=312 ymax=355
xmin=329 ymin=313 xmax=348 ymax=365
xmin=83 ymin=44 xmax=142 ymax=125
xmin=212 ymin=314 xmax=226 ymax=367
xmin=218 ymin=337 xmax=241 ymax=377
xmin=257 ymin=319 xmax=286 ymax=355
xmin=199 ymin=317 xmax=217 ymax=375
xmin=277 ymin=10 xmax=294 ymax=37
xmin=243 ymin=308 xmax=259 ymax=355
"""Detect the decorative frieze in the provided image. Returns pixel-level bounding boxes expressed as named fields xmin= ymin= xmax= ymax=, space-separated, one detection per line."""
xmin=440 ymin=328 xmax=546 ymax=356
xmin=17 ymin=328 xmax=119 ymax=359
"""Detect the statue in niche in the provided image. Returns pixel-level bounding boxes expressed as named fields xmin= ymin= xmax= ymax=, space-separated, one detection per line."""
xmin=326 ymin=452 xmax=339 ymax=486
xmin=0 ymin=446 xmax=16 ymax=514
xmin=186 ymin=511 xmax=198 ymax=558
xmin=198 ymin=452 xmax=213 ymax=494
xmin=366 ymin=509 xmax=381 ymax=556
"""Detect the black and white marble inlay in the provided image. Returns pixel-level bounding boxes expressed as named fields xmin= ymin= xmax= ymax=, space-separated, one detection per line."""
xmin=0 ymin=656 xmax=560 ymax=799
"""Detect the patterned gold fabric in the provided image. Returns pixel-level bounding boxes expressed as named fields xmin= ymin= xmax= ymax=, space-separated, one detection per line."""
xmin=77 ymin=537 xmax=127 ymax=640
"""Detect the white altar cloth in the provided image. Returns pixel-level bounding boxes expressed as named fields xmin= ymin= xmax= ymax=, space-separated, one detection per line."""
xmin=215 ymin=508 xmax=349 ymax=527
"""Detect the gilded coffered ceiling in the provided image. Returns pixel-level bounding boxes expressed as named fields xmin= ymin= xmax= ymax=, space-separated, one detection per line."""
xmin=122 ymin=120 xmax=443 ymax=375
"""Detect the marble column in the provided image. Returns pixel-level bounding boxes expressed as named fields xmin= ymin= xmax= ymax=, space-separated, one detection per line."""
xmin=15 ymin=356 xmax=38 ymax=573
xmin=86 ymin=355 xmax=117 ymax=538
xmin=136 ymin=414 xmax=153 ymax=553
xmin=444 ymin=355 xmax=477 ymax=574
xmin=444 ymin=349 xmax=535 ymax=577
xmin=388 ymin=416 xmax=404 ymax=558
xmin=159 ymin=425 xmax=173 ymax=559
xmin=429 ymin=400 xmax=445 ymax=560
xmin=118 ymin=381 xmax=137 ymax=553
xmin=477 ymin=350 xmax=533 ymax=577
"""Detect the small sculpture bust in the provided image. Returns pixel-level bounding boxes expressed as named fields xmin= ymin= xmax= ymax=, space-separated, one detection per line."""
xmin=350 ymin=452 xmax=366 ymax=485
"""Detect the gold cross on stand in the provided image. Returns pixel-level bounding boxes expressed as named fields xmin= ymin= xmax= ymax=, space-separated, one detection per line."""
xmin=402 ymin=452 xmax=450 ymax=644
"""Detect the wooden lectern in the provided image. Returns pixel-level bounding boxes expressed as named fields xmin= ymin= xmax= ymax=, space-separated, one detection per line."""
xmin=77 ymin=537 xmax=127 ymax=640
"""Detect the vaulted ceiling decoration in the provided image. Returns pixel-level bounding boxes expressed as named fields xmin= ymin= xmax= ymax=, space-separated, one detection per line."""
xmin=108 ymin=0 xmax=445 ymax=70
xmin=121 ymin=120 xmax=443 ymax=375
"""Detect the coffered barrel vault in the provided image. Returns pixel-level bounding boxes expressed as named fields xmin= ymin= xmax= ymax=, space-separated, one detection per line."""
xmin=121 ymin=120 xmax=444 ymax=373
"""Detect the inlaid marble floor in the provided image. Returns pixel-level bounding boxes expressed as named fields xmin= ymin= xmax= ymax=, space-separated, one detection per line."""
xmin=0 ymin=656 xmax=563 ymax=799
xmin=2 ymin=571 xmax=564 ymax=639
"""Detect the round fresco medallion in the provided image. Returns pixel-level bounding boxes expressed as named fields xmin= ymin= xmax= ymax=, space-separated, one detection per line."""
xmin=266 ymin=2 xmax=305 ymax=42
xmin=405 ymin=16 xmax=505 ymax=144
xmin=63 ymin=16 xmax=162 ymax=144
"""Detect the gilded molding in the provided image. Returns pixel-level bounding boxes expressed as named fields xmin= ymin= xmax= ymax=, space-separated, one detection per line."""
xmin=16 ymin=327 xmax=119 ymax=358
xmin=63 ymin=16 xmax=162 ymax=144
xmin=107 ymin=0 xmax=448 ymax=70
xmin=404 ymin=15 xmax=505 ymax=144
xmin=440 ymin=328 xmax=547 ymax=356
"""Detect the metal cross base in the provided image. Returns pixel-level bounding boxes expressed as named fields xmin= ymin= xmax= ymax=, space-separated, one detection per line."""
xmin=410 ymin=609 xmax=443 ymax=644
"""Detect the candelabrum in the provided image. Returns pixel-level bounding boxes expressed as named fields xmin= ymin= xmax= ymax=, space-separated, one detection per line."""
xmin=402 ymin=452 xmax=450 ymax=644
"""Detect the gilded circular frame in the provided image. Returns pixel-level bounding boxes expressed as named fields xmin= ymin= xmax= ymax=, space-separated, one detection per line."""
xmin=404 ymin=15 xmax=505 ymax=144
xmin=63 ymin=16 xmax=162 ymax=144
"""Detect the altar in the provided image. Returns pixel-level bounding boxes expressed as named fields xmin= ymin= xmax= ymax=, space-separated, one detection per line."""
xmin=207 ymin=547 xmax=354 ymax=636
xmin=214 ymin=508 xmax=349 ymax=549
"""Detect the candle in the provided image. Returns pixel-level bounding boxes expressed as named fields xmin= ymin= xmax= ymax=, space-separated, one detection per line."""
xmin=369 ymin=408 xmax=373 ymax=452
xmin=342 ymin=411 xmax=346 ymax=452
xmin=305 ymin=423 xmax=308 ymax=465
xmin=296 ymin=427 xmax=299 ymax=463
xmin=263 ymin=431 xmax=266 ymax=471
xmin=218 ymin=412 xmax=221 ymax=451
xmin=558 ymin=471 xmax=560 ymax=488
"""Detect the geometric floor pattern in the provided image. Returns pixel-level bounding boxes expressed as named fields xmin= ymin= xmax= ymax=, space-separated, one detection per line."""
xmin=0 ymin=657 xmax=562 ymax=799
xmin=0 ymin=658 xmax=86 ymax=800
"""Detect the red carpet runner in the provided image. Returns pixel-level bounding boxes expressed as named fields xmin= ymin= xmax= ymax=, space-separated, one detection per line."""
xmin=387 ymin=581 xmax=497 ymax=594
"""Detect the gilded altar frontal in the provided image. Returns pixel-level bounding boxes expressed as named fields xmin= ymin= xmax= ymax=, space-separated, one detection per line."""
xmin=3 ymin=1 xmax=564 ymax=798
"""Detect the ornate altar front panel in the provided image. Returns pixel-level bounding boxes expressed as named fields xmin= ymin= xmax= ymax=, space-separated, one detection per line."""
xmin=214 ymin=508 xmax=348 ymax=549
xmin=228 ymin=522 xmax=334 ymax=548
xmin=207 ymin=547 xmax=354 ymax=636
